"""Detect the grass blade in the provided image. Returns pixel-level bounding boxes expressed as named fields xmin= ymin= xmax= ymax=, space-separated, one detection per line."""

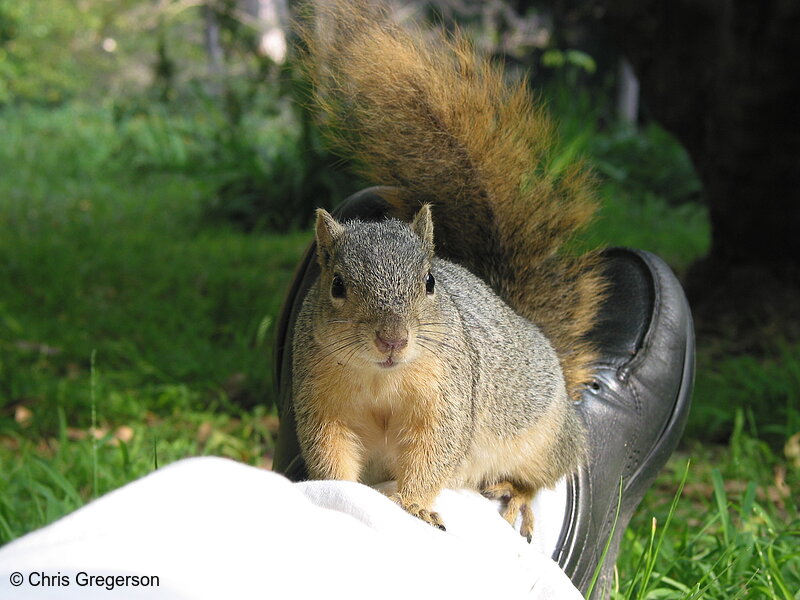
xmin=91 ymin=348 xmax=99 ymax=500
xmin=586 ymin=476 xmax=623 ymax=598
xmin=711 ymin=469 xmax=730 ymax=547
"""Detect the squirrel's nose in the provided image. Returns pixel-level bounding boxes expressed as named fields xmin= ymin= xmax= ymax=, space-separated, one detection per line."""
xmin=375 ymin=331 xmax=408 ymax=354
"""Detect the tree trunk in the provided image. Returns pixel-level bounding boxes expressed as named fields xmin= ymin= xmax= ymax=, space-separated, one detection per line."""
xmin=204 ymin=3 xmax=224 ymax=77
xmin=597 ymin=0 xmax=800 ymax=345
xmin=601 ymin=0 xmax=800 ymax=269
xmin=616 ymin=57 xmax=639 ymax=125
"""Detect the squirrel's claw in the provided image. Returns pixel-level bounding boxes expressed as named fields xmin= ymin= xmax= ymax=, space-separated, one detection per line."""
xmin=392 ymin=496 xmax=446 ymax=531
xmin=519 ymin=503 xmax=534 ymax=543
xmin=482 ymin=481 xmax=535 ymax=543
xmin=482 ymin=482 xmax=513 ymax=502
xmin=410 ymin=504 xmax=446 ymax=532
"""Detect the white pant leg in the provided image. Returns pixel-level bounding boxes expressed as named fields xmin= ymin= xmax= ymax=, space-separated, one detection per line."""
xmin=0 ymin=457 xmax=581 ymax=599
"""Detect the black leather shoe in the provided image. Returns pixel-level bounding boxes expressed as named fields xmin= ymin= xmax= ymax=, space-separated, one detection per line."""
xmin=272 ymin=190 xmax=695 ymax=597
xmin=554 ymin=248 xmax=695 ymax=598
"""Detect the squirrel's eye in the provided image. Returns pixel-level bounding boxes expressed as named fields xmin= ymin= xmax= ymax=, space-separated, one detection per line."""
xmin=425 ymin=271 xmax=435 ymax=295
xmin=331 ymin=273 xmax=346 ymax=299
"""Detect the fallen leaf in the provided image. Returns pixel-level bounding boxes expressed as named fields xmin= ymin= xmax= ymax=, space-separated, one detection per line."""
xmin=114 ymin=425 xmax=134 ymax=444
xmin=90 ymin=427 xmax=110 ymax=440
xmin=14 ymin=405 xmax=33 ymax=427
xmin=66 ymin=427 xmax=87 ymax=440
xmin=784 ymin=432 xmax=800 ymax=468
xmin=197 ymin=421 xmax=213 ymax=445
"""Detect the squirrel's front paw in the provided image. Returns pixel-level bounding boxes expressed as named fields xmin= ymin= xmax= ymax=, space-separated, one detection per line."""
xmin=391 ymin=495 xmax=446 ymax=531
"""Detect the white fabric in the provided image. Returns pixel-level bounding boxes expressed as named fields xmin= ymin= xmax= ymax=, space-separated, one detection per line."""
xmin=0 ymin=457 xmax=581 ymax=599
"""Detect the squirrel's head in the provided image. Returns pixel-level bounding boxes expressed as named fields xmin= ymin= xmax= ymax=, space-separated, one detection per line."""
xmin=312 ymin=205 xmax=440 ymax=371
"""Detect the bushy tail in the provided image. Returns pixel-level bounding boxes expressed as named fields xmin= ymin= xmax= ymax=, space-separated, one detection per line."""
xmin=299 ymin=0 xmax=606 ymax=398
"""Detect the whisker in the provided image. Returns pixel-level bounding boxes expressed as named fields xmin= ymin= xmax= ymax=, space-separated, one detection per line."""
xmin=417 ymin=331 xmax=456 ymax=344
xmin=340 ymin=342 xmax=364 ymax=367
xmin=415 ymin=340 xmax=441 ymax=358
xmin=322 ymin=337 xmax=362 ymax=355
xmin=417 ymin=335 xmax=459 ymax=353
xmin=416 ymin=322 xmax=452 ymax=329
xmin=416 ymin=328 xmax=454 ymax=339
xmin=311 ymin=337 xmax=363 ymax=368
xmin=417 ymin=327 xmax=453 ymax=337
xmin=317 ymin=336 xmax=361 ymax=356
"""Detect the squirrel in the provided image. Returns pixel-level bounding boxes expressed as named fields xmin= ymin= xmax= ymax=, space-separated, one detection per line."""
xmin=290 ymin=0 xmax=606 ymax=539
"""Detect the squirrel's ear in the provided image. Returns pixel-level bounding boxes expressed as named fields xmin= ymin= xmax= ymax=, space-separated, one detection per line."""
xmin=411 ymin=204 xmax=435 ymax=258
xmin=315 ymin=209 xmax=344 ymax=268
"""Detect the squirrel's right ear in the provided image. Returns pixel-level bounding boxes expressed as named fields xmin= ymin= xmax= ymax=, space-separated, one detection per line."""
xmin=411 ymin=204 xmax=435 ymax=259
xmin=315 ymin=208 xmax=344 ymax=268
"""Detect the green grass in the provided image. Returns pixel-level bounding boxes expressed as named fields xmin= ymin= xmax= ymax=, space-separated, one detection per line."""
xmin=1 ymin=101 xmax=799 ymax=599
xmin=0 ymin=104 xmax=311 ymax=425
xmin=0 ymin=103 xmax=310 ymax=541
xmin=617 ymin=419 xmax=800 ymax=599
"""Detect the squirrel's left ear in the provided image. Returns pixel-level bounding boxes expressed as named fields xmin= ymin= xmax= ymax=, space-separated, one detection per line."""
xmin=411 ymin=204 xmax=435 ymax=259
xmin=315 ymin=208 xmax=344 ymax=268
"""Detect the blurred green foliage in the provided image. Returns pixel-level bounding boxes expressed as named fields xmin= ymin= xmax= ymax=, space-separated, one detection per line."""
xmin=0 ymin=0 xmax=136 ymax=104
xmin=591 ymin=124 xmax=703 ymax=207
xmin=0 ymin=0 xmax=701 ymax=232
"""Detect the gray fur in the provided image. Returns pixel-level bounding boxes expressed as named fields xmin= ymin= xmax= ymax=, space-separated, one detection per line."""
xmin=293 ymin=211 xmax=584 ymax=498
